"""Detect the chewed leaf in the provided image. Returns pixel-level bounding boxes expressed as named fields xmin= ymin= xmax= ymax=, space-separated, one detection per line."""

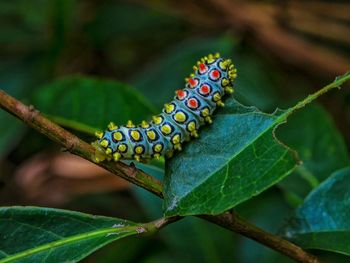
xmin=163 ymin=98 xmax=296 ymax=216
xmin=163 ymin=72 xmax=350 ymax=216
xmin=0 ymin=207 xmax=141 ymax=263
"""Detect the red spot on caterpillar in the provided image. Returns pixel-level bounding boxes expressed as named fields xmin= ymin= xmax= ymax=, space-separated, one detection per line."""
xmin=199 ymin=63 xmax=208 ymax=74
xmin=200 ymin=85 xmax=210 ymax=95
xmin=176 ymin=89 xmax=187 ymax=100
xmin=188 ymin=98 xmax=198 ymax=108
xmin=188 ymin=78 xmax=198 ymax=88
xmin=211 ymin=70 xmax=220 ymax=79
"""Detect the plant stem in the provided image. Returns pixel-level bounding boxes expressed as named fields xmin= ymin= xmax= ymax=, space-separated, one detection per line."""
xmin=0 ymin=90 xmax=163 ymax=198
xmin=0 ymin=90 xmax=323 ymax=263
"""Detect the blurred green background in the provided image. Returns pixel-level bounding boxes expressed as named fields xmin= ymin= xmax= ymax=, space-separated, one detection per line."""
xmin=0 ymin=0 xmax=350 ymax=262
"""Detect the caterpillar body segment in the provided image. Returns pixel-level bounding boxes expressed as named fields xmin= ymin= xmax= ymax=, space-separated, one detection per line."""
xmin=93 ymin=53 xmax=237 ymax=162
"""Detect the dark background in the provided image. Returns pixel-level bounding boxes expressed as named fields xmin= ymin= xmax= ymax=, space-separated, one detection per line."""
xmin=0 ymin=0 xmax=349 ymax=262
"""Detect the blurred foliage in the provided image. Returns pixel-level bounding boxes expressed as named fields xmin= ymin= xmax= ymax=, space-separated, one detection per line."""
xmin=0 ymin=0 xmax=350 ymax=262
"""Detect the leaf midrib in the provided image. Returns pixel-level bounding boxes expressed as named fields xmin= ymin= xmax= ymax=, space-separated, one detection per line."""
xmin=0 ymin=225 xmax=139 ymax=263
xmin=167 ymin=110 xmax=286 ymax=211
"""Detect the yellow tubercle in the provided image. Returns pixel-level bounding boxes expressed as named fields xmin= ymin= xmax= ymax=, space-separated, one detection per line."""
xmin=100 ymin=139 xmax=109 ymax=148
xmin=214 ymin=52 xmax=220 ymax=58
xmin=108 ymin=122 xmax=118 ymax=131
xmin=201 ymin=108 xmax=209 ymax=117
xmin=222 ymin=78 xmax=230 ymax=86
xmin=134 ymin=155 xmax=141 ymax=162
xmin=95 ymin=131 xmax=103 ymax=139
xmin=225 ymin=87 xmax=234 ymax=94
xmin=126 ymin=120 xmax=135 ymax=128
xmin=174 ymin=143 xmax=182 ymax=151
xmin=217 ymin=100 xmax=225 ymax=107
xmin=205 ymin=116 xmax=213 ymax=124
xmin=152 ymin=115 xmax=163 ymax=125
xmin=141 ymin=120 xmax=149 ymax=128
xmin=153 ymin=153 xmax=160 ymax=160
xmin=105 ymin=148 xmax=112 ymax=155
xmin=213 ymin=93 xmax=221 ymax=102
xmin=187 ymin=121 xmax=196 ymax=132
xmin=164 ymin=103 xmax=175 ymax=114
xmin=191 ymin=130 xmax=199 ymax=138
xmin=207 ymin=54 xmax=215 ymax=63
xmin=193 ymin=65 xmax=198 ymax=71
xmin=172 ymin=134 xmax=181 ymax=144
xmin=113 ymin=152 xmax=121 ymax=161
xmin=154 ymin=143 xmax=163 ymax=153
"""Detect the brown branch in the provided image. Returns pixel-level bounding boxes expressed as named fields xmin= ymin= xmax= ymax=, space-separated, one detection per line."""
xmin=204 ymin=213 xmax=322 ymax=263
xmin=0 ymin=90 xmax=323 ymax=263
xmin=0 ymin=90 xmax=163 ymax=198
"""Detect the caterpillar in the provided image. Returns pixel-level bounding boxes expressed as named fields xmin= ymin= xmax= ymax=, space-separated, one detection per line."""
xmin=92 ymin=53 xmax=237 ymax=163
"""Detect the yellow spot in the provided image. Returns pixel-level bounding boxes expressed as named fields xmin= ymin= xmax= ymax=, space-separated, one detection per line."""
xmin=135 ymin=146 xmax=144 ymax=155
xmin=95 ymin=131 xmax=103 ymax=139
xmin=205 ymin=116 xmax=213 ymax=124
xmin=221 ymin=78 xmax=230 ymax=86
xmin=190 ymin=73 xmax=195 ymax=78
xmin=193 ymin=65 xmax=198 ymax=71
xmin=141 ymin=120 xmax=150 ymax=128
xmin=219 ymin=61 xmax=227 ymax=70
xmin=118 ymin=144 xmax=127 ymax=153
xmin=105 ymin=148 xmax=112 ymax=155
xmin=207 ymin=54 xmax=215 ymax=63
xmin=130 ymin=130 xmax=141 ymax=141
xmin=154 ymin=144 xmax=163 ymax=153
xmin=147 ymin=130 xmax=156 ymax=141
xmin=153 ymin=153 xmax=160 ymax=160
xmin=134 ymin=155 xmax=141 ymax=162
xmin=187 ymin=121 xmax=196 ymax=132
xmin=174 ymin=111 xmax=187 ymax=123
xmin=113 ymin=132 xmax=123 ymax=141
xmin=100 ymin=139 xmax=109 ymax=148
xmin=217 ymin=100 xmax=225 ymax=107
xmin=213 ymin=93 xmax=221 ymax=102
xmin=201 ymin=108 xmax=210 ymax=117
xmin=113 ymin=152 xmax=121 ymax=161
xmin=214 ymin=52 xmax=220 ymax=58
xmin=164 ymin=103 xmax=175 ymax=113
xmin=126 ymin=120 xmax=135 ymax=128
xmin=161 ymin=124 xmax=172 ymax=135
xmin=174 ymin=143 xmax=182 ymax=151
xmin=225 ymin=86 xmax=234 ymax=94
xmin=108 ymin=122 xmax=118 ymax=131
xmin=152 ymin=115 xmax=163 ymax=124
xmin=191 ymin=130 xmax=199 ymax=138
xmin=172 ymin=134 xmax=181 ymax=144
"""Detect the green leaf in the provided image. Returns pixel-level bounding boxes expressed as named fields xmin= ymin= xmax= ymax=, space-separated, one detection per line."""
xmin=282 ymin=167 xmax=350 ymax=256
xmin=33 ymin=75 xmax=156 ymax=133
xmin=163 ymin=72 xmax=350 ymax=216
xmin=278 ymin=104 xmax=350 ymax=200
xmin=0 ymin=206 xmax=142 ymax=263
xmin=163 ymin=98 xmax=296 ymax=216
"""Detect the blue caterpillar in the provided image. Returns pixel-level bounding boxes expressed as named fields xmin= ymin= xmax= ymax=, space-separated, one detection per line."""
xmin=92 ymin=53 xmax=237 ymax=162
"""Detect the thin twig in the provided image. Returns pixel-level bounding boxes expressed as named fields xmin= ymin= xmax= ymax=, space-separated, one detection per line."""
xmin=0 ymin=90 xmax=323 ymax=263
